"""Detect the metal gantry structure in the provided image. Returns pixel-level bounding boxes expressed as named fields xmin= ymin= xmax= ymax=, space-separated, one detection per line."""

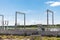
xmin=47 ymin=9 xmax=54 ymax=26
xmin=15 ymin=11 xmax=26 ymax=29
xmin=5 ymin=20 xmax=9 ymax=29
xmin=0 ymin=15 xmax=4 ymax=30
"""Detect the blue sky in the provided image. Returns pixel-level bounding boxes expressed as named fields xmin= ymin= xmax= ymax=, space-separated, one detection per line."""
xmin=0 ymin=0 xmax=60 ymax=25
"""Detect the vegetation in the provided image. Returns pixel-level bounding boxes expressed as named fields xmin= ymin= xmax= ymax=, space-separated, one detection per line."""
xmin=1 ymin=24 xmax=60 ymax=29
xmin=6 ymin=24 xmax=60 ymax=28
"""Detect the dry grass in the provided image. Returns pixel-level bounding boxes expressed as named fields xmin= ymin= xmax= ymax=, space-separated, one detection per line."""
xmin=0 ymin=35 xmax=60 ymax=40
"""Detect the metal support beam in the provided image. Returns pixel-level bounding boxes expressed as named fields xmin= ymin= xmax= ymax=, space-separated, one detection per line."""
xmin=2 ymin=15 xmax=4 ymax=29
xmin=52 ymin=12 xmax=54 ymax=25
xmin=47 ymin=10 xmax=49 ymax=26
xmin=24 ymin=14 xmax=25 ymax=29
xmin=15 ymin=12 xmax=17 ymax=27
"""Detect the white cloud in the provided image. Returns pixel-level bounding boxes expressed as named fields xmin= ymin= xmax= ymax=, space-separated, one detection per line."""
xmin=46 ymin=1 xmax=55 ymax=4
xmin=46 ymin=1 xmax=60 ymax=7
